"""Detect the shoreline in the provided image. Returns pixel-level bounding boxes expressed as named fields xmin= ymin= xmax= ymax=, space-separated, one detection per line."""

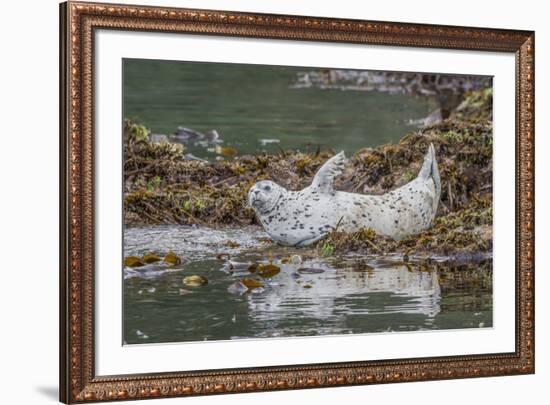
xmin=123 ymin=88 xmax=493 ymax=257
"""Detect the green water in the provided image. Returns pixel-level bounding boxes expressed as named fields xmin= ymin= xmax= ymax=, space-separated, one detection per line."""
xmin=123 ymin=226 xmax=492 ymax=344
xmin=123 ymin=59 xmax=436 ymax=157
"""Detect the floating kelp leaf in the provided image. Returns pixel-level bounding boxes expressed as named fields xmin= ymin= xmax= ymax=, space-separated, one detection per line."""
xmin=297 ymin=267 xmax=324 ymax=274
xmin=224 ymin=240 xmax=241 ymax=248
xmin=257 ymin=263 xmax=281 ymax=278
xmin=248 ymin=263 xmax=258 ymax=273
xmin=241 ymin=278 xmax=264 ymax=289
xmin=164 ymin=251 xmax=182 ymax=266
xmin=227 ymin=281 xmax=248 ymax=295
xmin=215 ymin=145 xmax=237 ymax=157
xmin=143 ymin=253 xmax=161 ymax=264
xmin=124 ymin=256 xmax=144 ymax=267
xmin=303 ymin=284 xmax=313 ymax=289
xmin=183 ymin=275 xmax=208 ymax=286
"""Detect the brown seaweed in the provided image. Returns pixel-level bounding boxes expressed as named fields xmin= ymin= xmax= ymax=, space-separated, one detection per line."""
xmin=123 ymin=89 xmax=493 ymax=255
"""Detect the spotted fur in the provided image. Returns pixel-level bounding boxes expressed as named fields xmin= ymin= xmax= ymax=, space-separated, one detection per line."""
xmin=248 ymin=144 xmax=441 ymax=247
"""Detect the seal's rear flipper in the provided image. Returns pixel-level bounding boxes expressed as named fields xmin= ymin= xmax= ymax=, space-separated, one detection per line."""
xmin=311 ymin=151 xmax=346 ymax=194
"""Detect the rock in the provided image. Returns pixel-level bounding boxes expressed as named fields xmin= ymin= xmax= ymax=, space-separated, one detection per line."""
xmin=164 ymin=251 xmax=182 ymax=266
xmin=124 ymin=256 xmax=144 ymax=267
xmin=227 ymin=281 xmax=248 ymax=295
xmin=173 ymin=127 xmax=205 ymax=142
xmin=205 ymin=130 xmax=221 ymax=143
xmin=183 ymin=275 xmax=208 ymax=286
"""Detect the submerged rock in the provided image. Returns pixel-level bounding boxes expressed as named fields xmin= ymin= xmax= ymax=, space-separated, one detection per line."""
xmin=227 ymin=281 xmax=248 ymax=295
xmin=297 ymin=267 xmax=325 ymax=274
xmin=173 ymin=127 xmax=220 ymax=144
xmin=183 ymin=275 xmax=208 ymax=286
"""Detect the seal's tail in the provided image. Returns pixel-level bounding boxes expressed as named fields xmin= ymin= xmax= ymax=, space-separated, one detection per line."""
xmin=418 ymin=143 xmax=441 ymax=202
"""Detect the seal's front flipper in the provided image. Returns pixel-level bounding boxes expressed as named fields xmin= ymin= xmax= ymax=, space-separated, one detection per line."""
xmin=419 ymin=144 xmax=440 ymax=192
xmin=418 ymin=143 xmax=441 ymax=214
xmin=311 ymin=151 xmax=346 ymax=194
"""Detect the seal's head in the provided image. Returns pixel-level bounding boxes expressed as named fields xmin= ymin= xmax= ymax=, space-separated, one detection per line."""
xmin=248 ymin=180 xmax=284 ymax=214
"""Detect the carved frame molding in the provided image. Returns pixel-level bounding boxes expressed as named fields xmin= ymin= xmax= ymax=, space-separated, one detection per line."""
xmin=59 ymin=1 xmax=535 ymax=402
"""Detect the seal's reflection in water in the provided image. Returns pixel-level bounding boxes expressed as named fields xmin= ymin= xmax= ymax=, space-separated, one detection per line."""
xmin=240 ymin=260 xmax=441 ymax=338
xmin=123 ymin=225 xmax=492 ymax=344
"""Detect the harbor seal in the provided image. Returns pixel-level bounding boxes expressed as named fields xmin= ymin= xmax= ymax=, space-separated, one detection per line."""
xmin=248 ymin=144 xmax=441 ymax=247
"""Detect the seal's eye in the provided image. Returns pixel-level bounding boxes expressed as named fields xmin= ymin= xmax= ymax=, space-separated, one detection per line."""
xmin=264 ymin=185 xmax=271 ymax=191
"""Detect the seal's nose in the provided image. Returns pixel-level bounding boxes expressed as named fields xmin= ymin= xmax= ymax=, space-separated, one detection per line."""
xmin=253 ymin=189 xmax=260 ymax=195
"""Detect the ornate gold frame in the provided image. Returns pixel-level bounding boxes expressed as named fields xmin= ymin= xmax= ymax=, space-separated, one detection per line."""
xmin=59 ymin=1 xmax=535 ymax=403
